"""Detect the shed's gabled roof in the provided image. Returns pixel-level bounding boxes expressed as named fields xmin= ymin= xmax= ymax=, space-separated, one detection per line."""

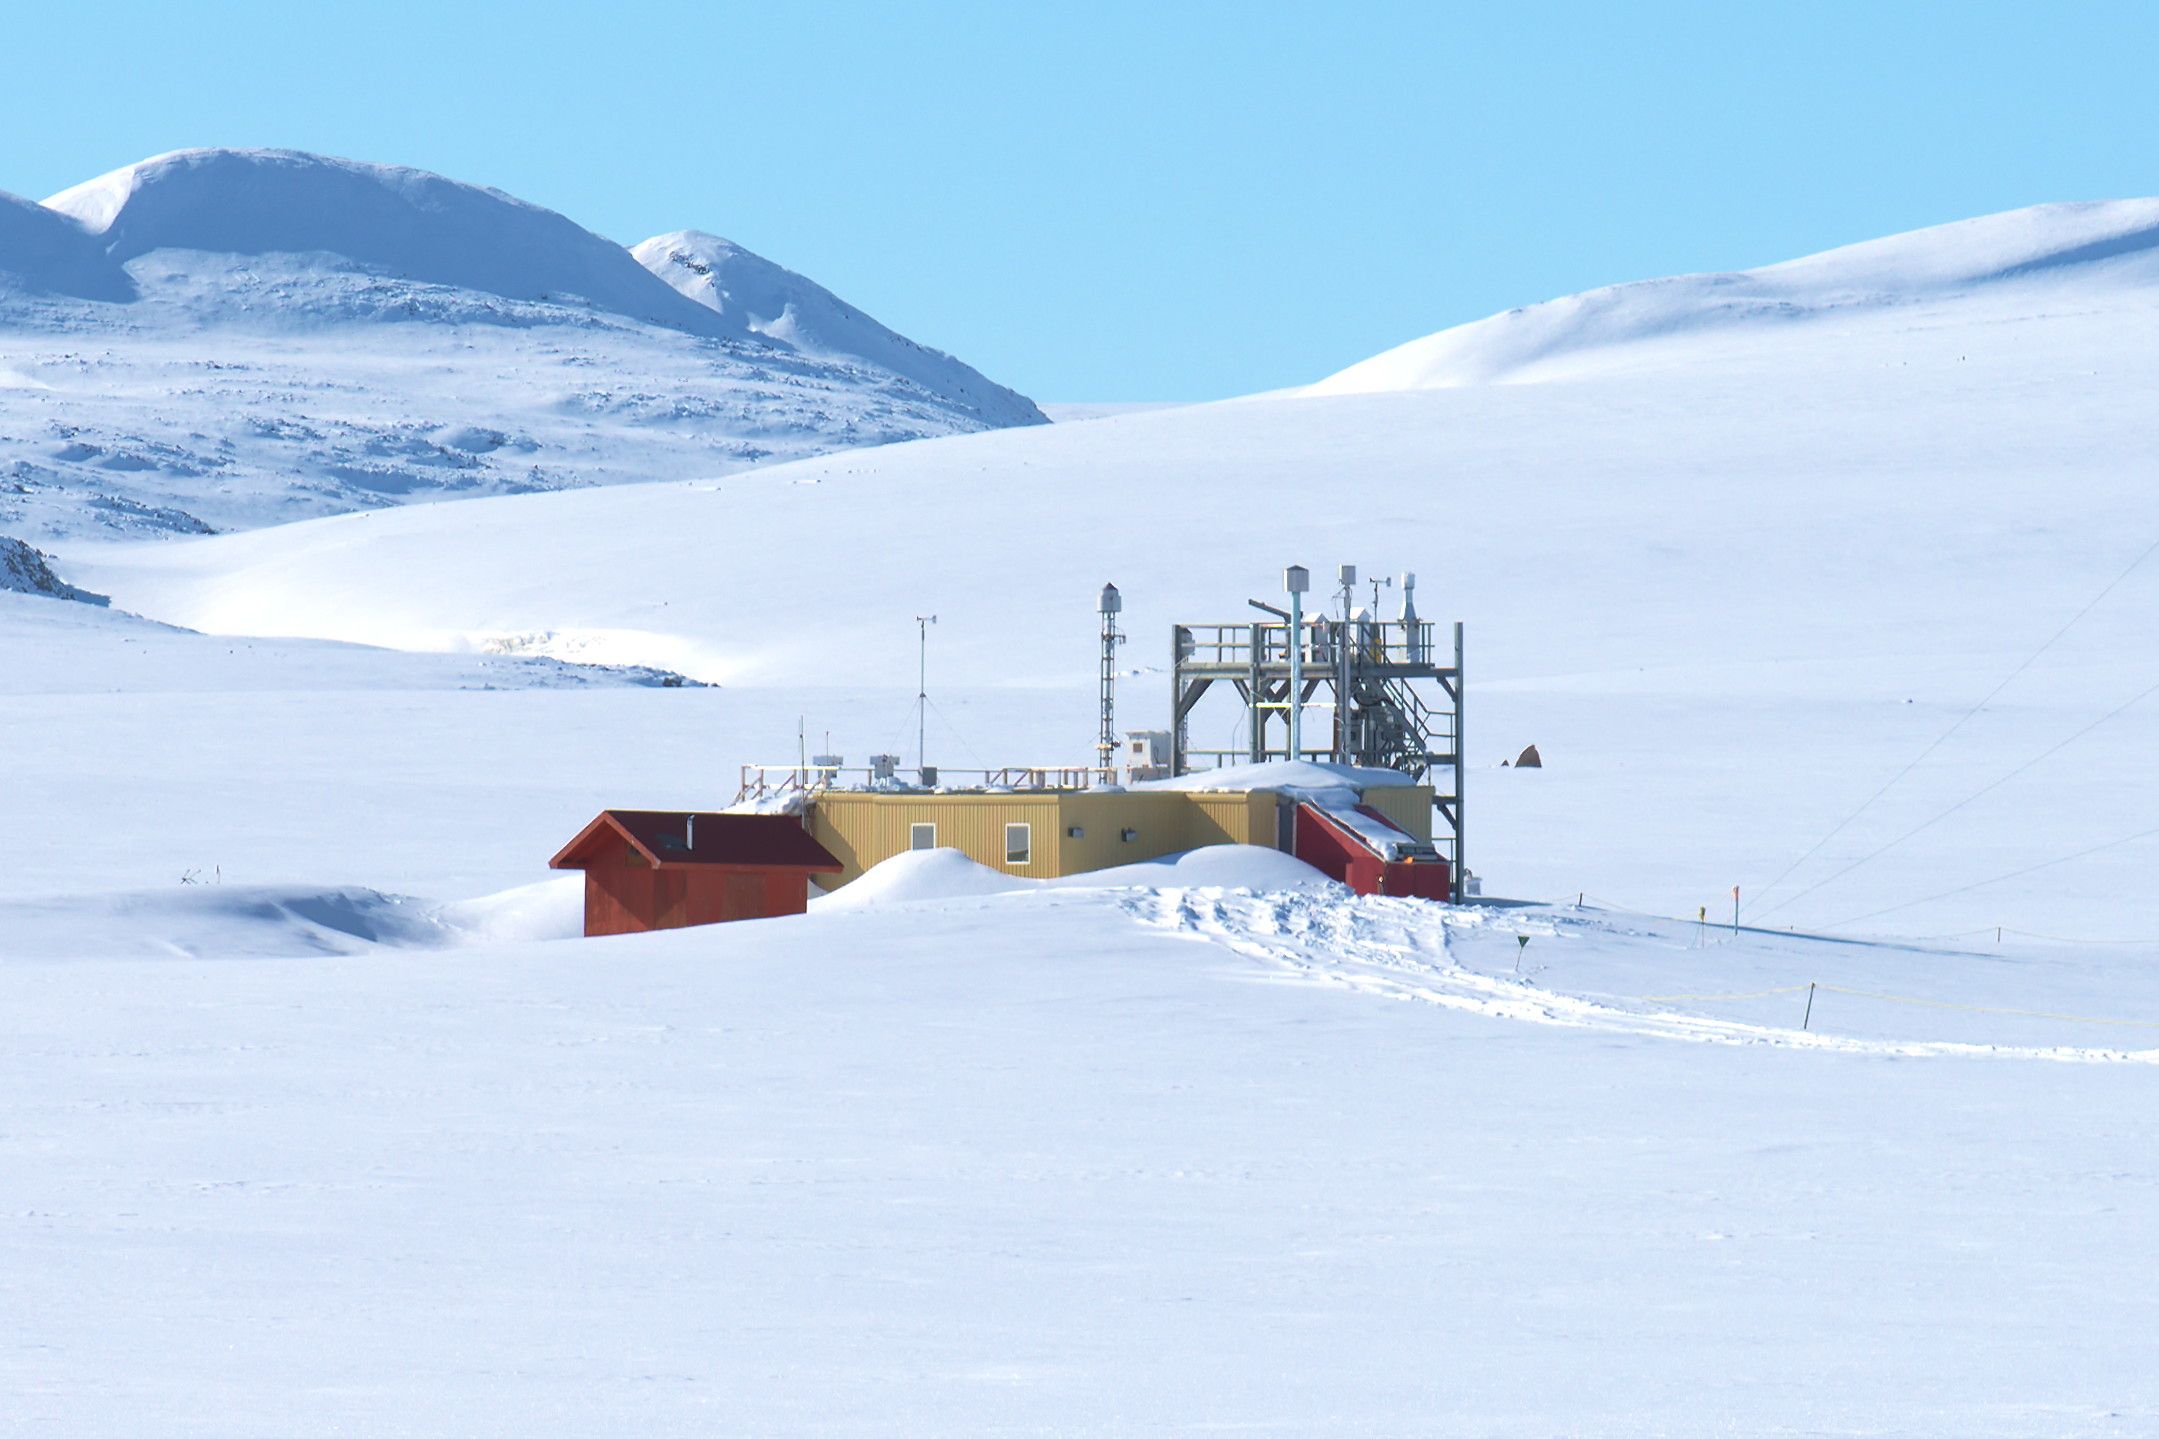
xmin=550 ymin=810 xmax=842 ymax=872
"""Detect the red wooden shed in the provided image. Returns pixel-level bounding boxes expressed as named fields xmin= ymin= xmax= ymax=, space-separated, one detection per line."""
xmin=549 ymin=810 xmax=842 ymax=937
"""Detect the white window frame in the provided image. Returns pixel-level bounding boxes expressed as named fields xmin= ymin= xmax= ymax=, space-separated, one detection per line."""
xmin=1004 ymin=821 xmax=1033 ymax=866
xmin=910 ymin=822 xmax=937 ymax=851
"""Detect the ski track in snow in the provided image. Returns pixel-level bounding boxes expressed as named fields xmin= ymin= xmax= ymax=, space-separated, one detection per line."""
xmin=1133 ymin=888 xmax=2159 ymax=1065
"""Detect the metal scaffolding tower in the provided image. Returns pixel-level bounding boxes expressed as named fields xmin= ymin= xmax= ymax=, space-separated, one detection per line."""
xmin=1167 ymin=569 xmax=1465 ymax=881
xmin=1096 ymin=582 xmax=1123 ymax=772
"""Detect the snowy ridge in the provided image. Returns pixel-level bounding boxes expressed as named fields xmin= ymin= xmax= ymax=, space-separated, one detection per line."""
xmin=633 ymin=230 xmax=1043 ymax=427
xmin=0 ymin=191 xmax=128 ymax=301
xmin=1313 ymin=198 xmax=2159 ymax=391
xmin=0 ymin=149 xmax=1043 ymax=540
xmin=41 ymin=149 xmax=719 ymax=332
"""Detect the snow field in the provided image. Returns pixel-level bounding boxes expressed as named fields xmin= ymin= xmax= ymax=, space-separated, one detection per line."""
xmin=8 ymin=194 xmax=2159 ymax=1432
xmin=6 ymin=879 xmax=2155 ymax=1435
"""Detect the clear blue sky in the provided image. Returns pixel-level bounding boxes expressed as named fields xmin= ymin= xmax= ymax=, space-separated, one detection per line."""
xmin=7 ymin=2 xmax=2156 ymax=401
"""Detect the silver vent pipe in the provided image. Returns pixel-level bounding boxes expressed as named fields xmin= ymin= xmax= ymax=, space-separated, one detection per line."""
xmin=1400 ymin=571 xmax=1424 ymax=662
xmin=1285 ymin=564 xmax=1310 ymax=759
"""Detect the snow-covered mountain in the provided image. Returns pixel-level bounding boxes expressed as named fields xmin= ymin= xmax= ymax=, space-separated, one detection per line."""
xmin=1312 ymin=198 xmax=2159 ymax=391
xmin=0 ymin=149 xmax=1043 ymax=540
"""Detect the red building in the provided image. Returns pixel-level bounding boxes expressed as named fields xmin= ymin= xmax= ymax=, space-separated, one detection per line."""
xmin=1290 ymin=802 xmax=1453 ymax=901
xmin=549 ymin=810 xmax=842 ymax=937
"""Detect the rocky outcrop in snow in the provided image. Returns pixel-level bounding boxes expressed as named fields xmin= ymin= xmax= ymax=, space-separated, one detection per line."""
xmin=0 ymin=536 xmax=106 ymax=603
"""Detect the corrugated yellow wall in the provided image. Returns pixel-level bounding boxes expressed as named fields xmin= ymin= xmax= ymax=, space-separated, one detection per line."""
xmin=1052 ymin=792 xmax=1189 ymax=875
xmin=811 ymin=787 xmax=1297 ymax=890
xmin=1359 ymin=784 xmax=1434 ymax=839
xmin=1183 ymin=790 xmax=1277 ymax=848
xmin=811 ymin=793 xmax=1074 ymax=887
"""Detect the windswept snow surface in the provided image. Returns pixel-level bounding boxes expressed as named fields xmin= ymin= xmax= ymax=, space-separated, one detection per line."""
xmin=0 ymin=873 xmax=582 ymax=962
xmin=1134 ymin=758 xmax=1419 ymax=795
xmin=0 ymin=149 xmax=1041 ymax=541
xmin=7 ymin=876 xmax=2159 ymax=1434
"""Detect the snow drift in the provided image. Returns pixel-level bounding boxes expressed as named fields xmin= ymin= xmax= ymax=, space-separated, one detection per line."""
xmin=816 ymin=843 xmax=1335 ymax=910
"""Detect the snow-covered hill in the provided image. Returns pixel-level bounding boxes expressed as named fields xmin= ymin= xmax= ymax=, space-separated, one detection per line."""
xmin=0 ymin=149 xmax=1043 ymax=541
xmin=1312 ymin=198 xmax=2159 ymax=391
xmin=58 ymin=198 xmax=2159 ymax=938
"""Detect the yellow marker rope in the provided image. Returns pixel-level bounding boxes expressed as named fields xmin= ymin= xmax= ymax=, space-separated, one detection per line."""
xmin=1636 ymin=983 xmax=2159 ymax=1030
xmin=1638 ymin=985 xmax=1815 ymax=1003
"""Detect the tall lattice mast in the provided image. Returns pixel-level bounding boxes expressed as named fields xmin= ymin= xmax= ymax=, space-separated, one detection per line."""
xmin=1096 ymin=582 xmax=1122 ymax=772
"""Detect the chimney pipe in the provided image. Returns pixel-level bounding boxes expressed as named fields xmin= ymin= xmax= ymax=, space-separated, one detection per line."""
xmin=1285 ymin=565 xmax=1309 ymax=760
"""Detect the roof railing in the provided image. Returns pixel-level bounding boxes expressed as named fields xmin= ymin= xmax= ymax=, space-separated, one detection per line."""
xmin=735 ymin=763 xmax=1120 ymax=804
xmin=1177 ymin=617 xmax=1437 ymax=666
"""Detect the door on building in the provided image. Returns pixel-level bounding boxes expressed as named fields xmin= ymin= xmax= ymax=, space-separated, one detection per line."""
xmin=654 ymin=872 xmax=689 ymax=928
xmin=722 ymin=871 xmax=763 ymax=921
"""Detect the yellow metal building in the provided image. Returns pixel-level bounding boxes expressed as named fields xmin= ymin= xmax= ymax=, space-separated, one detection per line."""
xmin=808 ymin=783 xmax=1432 ymax=890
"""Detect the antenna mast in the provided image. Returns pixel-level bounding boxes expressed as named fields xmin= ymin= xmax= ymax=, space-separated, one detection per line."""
xmin=913 ymin=614 xmax=938 ymax=770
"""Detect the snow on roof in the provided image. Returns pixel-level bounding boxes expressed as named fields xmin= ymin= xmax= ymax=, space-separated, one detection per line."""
xmin=1137 ymin=762 xmax=1434 ymax=861
xmin=1302 ymin=801 xmax=1422 ymax=863
xmin=1134 ymin=759 xmax=1419 ymax=798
